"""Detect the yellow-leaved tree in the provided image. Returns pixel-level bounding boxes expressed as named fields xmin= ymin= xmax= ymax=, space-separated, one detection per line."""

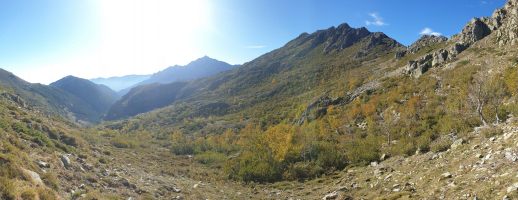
xmin=264 ymin=123 xmax=295 ymax=162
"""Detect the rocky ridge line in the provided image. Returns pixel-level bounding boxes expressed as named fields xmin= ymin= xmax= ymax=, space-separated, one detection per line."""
xmin=402 ymin=0 xmax=518 ymax=77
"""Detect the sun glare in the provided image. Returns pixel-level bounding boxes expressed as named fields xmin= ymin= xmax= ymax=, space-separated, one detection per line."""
xmin=92 ymin=0 xmax=212 ymax=75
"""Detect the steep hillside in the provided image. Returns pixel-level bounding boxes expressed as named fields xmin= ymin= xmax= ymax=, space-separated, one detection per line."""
xmin=105 ymin=82 xmax=189 ymax=120
xmin=0 ymin=69 xmax=103 ymax=123
xmin=50 ymin=76 xmax=118 ymax=121
xmin=90 ymin=74 xmax=150 ymax=92
xmin=0 ymin=87 xmax=92 ymax=199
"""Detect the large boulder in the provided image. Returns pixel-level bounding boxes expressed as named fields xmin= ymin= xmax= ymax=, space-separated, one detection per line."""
xmin=432 ymin=49 xmax=449 ymax=67
xmin=22 ymin=168 xmax=43 ymax=185
xmin=61 ymin=154 xmax=72 ymax=169
xmin=403 ymin=54 xmax=433 ymax=77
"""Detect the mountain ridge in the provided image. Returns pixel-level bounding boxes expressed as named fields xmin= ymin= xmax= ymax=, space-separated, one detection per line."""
xmin=50 ymin=76 xmax=118 ymax=120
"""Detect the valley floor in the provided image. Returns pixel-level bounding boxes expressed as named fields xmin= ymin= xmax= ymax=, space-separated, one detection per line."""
xmin=67 ymin=119 xmax=518 ymax=199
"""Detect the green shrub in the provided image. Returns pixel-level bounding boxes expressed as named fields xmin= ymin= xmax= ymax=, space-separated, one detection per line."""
xmin=195 ymin=151 xmax=227 ymax=165
xmin=480 ymin=126 xmax=503 ymax=138
xmin=110 ymin=137 xmax=135 ymax=149
xmin=389 ymin=137 xmax=416 ymax=156
xmin=41 ymin=172 xmax=59 ymax=190
xmin=430 ymin=139 xmax=452 ymax=153
xmin=0 ymin=177 xmax=15 ymax=200
xmin=225 ymin=151 xmax=282 ymax=183
xmin=20 ymin=189 xmax=37 ymax=200
xmin=283 ymin=162 xmax=324 ymax=181
xmin=37 ymin=188 xmax=58 ymax=200
xmin=345 ymin=135 xmax=380 ymax=165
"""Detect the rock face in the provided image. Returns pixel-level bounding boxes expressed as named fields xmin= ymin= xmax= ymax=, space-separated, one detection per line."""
xmin=456 ymin=18 xmax=492 ymax=44
xmin=493 ymin=0 xmax=518 ymax=46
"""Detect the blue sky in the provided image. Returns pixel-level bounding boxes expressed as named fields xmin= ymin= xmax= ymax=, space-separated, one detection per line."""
xmin=0 ymin=0 xmax=507 ymax=84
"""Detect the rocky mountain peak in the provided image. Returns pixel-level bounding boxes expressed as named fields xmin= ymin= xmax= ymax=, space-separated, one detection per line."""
xmin=322 ymin=23 xmax=372 ymax=53
xmin=285 ymin=23 xmax=402 ymax=57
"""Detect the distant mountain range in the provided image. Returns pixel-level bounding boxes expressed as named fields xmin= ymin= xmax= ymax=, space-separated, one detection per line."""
xmin=90 ymin=75 xmax=150 ymax=92
xmin=139 ymin=56 xmax=237 ymax=85
xmin=0 ymin=56 xmax=236 ymax=123
xmin=92 ymin=56 xmax=236 ymax=97
xmin=105 ymin=56 xmax=236 ymax=119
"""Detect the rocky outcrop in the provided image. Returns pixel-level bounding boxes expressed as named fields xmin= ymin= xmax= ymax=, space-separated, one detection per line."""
xmin=404 ymin=18 xmax=493 ymax=77
xmin=297 ymin=81 xmax=380 ymax=124
xmin=408 ymin=35 xmax=448 ymax=54
xmin=455 ymin=18 xmax=492 ymax=45
xmin=395 ymin=50 xmax=407 ymax=59
xmin=1 ymin=92 xmax=27 ymax=108
xmin=404 ymin=54 xmax=433 ymax=78
xmin=403 ymin=0 xmax=518 ymax=77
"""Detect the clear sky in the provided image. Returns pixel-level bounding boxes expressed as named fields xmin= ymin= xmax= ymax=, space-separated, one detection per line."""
xmin=0 ymin=0 xmax=507 ymax=84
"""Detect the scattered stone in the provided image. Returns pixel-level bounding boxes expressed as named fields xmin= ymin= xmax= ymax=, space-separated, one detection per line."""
xmin=476 ymin=154 xmax=483 ymax=158
xmin=370 ymin=162 xmax=378 ymax=167
xmin=322 ymin=191 xmax=338 ymax=200
xmin=507 ymin=182 xmax=518 ymax=193
xmin=451 ymin=139 xmax=465 ymax=150
xmin=101 ymin=169 xmax=110 ymax=176
xmin=37 ymin=161 xmax=50 ymax=168
xmin=380 ymin=154 xmax=388 ymax=161
xmin=61 ymin=154 xmax=71 ymax=169
xmin=505 ymin=151 xmax=518 ymax=162
xmin=441 ymin=172 xmax=453 ymax=179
